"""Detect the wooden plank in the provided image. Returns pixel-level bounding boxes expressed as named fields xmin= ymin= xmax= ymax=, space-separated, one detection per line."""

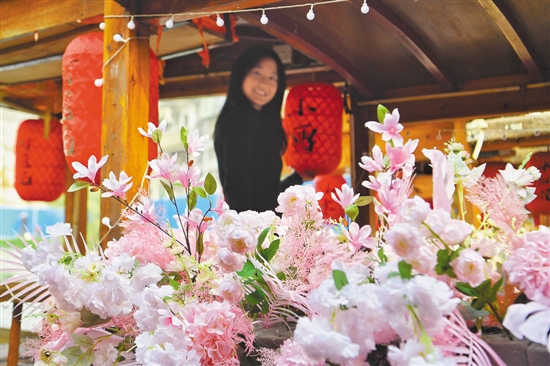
xmin=0 ymin=0 xmax=104 ymax=40
xmin=7 ymin=303 xmax=21 ymax=366
xmin=477 ymin=0 xmax=543 ymax=81
xmin=239 ymin=11 xmax=375 ymax=99
xmin=100 ymin=0 xmax=150 ymax=245
xmin=350 ymin=0 xmax=454 ymax=91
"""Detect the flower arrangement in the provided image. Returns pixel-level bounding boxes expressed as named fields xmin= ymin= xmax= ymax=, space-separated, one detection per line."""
xmin=2 ymin=105 xmax=548 ymax=366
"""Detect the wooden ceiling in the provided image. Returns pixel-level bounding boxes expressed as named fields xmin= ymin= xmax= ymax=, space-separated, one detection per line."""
xmin=1 ymin=0 xmax=549 ymax=122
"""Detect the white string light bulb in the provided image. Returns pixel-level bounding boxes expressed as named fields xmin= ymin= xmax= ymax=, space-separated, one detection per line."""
xmin=307 ymin=5 xmax=315 ymax=20
xmin=127 ymin=16 xmax=135 ymax=30
xmin=166 ymin=16 xmax=174 ymax=28
xmin=94 ymin=78 xmax=104 ymax=87
xmin=113 ymin=34 xmax=125 ymax=42
xmin=260 ymin=9 xmax=268 ymax=25
xmin=99 ymin=22 xmax=105 ymax=30
xmin=216 ymin=13 xmax=224 ymax=27
xmin=361 ymin=1 xmax=370 ymax=14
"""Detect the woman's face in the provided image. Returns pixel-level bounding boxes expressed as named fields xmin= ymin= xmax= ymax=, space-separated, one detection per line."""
xmin=242 ymin=58 xmax=278 ymax=111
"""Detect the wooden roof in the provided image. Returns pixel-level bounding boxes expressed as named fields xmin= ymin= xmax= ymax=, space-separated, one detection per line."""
xmin=1 ymin=0 xmax=549 ymax=121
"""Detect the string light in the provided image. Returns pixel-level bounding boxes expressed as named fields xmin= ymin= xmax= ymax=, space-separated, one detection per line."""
xmin=113 ymin=34 xmax=126 ymax=42
xmin=94 ymin=79 xmax=104 ymax=87
xmin=436 ymin=130 xmax=442 ymax=140
xmin=99 ymin=22 xmax=106 ymax=30
xmin=260 ymin=9 xmax=268 ymax=25
xmin=534 ymin=129 xmax=541 ymax=136
xmin=216 ymin=13 xmax=224 ymax=27
xmin=127 ymin=16 xmax=136 ymax=30
xmin=165 ymin=16 xmax=174 ymax=28
xmin=361 ymin=1 xmax=370 ymax=14
xmin=307 ymin=5 xmax=315 ymax=20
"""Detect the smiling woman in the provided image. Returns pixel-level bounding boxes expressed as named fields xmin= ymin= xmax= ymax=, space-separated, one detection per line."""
xmin=213 ymin=46 xmax=289 ymax=213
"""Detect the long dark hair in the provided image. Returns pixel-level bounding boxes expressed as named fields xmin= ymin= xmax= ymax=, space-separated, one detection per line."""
xmin=217 ymin=45 xmax=287 ymax=151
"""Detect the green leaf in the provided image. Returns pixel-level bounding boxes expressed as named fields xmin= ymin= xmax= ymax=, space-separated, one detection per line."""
xmin=378 ymin=247 xmax=388 ymax=263
xmin=68 ymin=181 xmax=91 ymax=192
xmin=237 ymin=261 xmax=256 ymax=278
xmin=196 ymin=234 xmax=204 ymax=257
xmin=261 ymin=300 xmax=270 ymax=314
xmin=377 ymin=104 xmax=390 ymax=124
xmin=264 ymin=239 xmax=280 ymax=262
xmin=192 ymin=186 xmax=207 ymax=198
xmin=204 ymin=173 xmax=217 ymax=195
xmin=152 ymin=129 xmax=162 ymax=144
xmin=519 ymin=151 xmax=533 ymax=169
xmin=245 ymin=290 xmax=265 ymax=306
xmin=333 ymin=269 xmax=349 ymax=290
xmin=398 ymin=260 xmax=413 ymax=280
xmin=355 ymin=196 xmax=374 ymax=207
xmin=256 ymin=227 xmax=270 ymax=250
xmin=456 ymin=282 xmax=478 ymax=297
xmin=387 ymin=271 xmax=401 ymax=279
xmin=188 ymin=190 xmax=197 ymax=210
xmin=71 ymin=334 xmax=93 ymax=348
xmin=62 ymin=345 xmax=94 ymax=366
xmin=168 ymin=277 xmax=180 ymax=290
xmin=345 ymin=204 xmax=359 ymax=222
xmin=471 ymin=298 xmax=487 ymax=311
xmin=180 ymin=126 xmax=189 ymax=150
xmin=459 ymin=301 xmax=490 ymax=319
xmin=160 ymin=181 xmax=176 ymax=203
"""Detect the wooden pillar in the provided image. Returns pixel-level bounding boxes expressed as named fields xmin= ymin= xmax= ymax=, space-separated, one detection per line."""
xmin=7 ymin=303 xmax=22 ymax=366
xmin=100 ymin=0 xmax=150 ymax=246
xmin=65 ymin=163 xmax=87 ymax=253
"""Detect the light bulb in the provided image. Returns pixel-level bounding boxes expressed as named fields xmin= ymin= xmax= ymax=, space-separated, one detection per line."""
xmin=534 ymin=129 xmax=541 ymax=136
xmin=216 ymin=14 xmax=224 ymax=27
xmin=94 ymin=78 xmax=104 ymax=87
xmin=307 ymin=6 xmax=315 ymax=20
xmin=361 ymin=1 xmax=370 ymax=14
xmin=113 ymin=34 xmax=124 ymax=42
xmin=99 ymin=22 xmax=105 ymax=30
xmin=260 ymin=11 xmax=268 ymax=25
xmin=127 ymin=17 xmax=135 ymax=30
xmin=166 ymin=17 xmax=174 ymax=28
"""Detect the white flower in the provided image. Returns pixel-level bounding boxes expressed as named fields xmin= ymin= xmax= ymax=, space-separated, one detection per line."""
xmin=451 ymin=249 xmax=486 ymax=287
xmin=186 ymin=129 xmax=209 ymax=157
xmin=45 ymin=223 xmax=72 ymax=237
xmin=499 ymin=163 xmax=535 ymax=186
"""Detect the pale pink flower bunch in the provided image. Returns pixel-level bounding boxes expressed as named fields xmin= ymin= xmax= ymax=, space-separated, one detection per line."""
xmin=450 ymin=249 xmax=487 ymax=287
xmin=276 ymin=184 xmax=323 ymax=223
xmin=504 ymin=226 xmax=550 ymax=306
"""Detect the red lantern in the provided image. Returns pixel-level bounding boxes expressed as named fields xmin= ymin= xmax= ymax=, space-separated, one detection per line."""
xmin=482 ymin=162 xmax=508 ymax=178
xmin=314 ymin=174 xmax=346 ymax=220
xmin=283 ymin=83 xmax=342 ymax=176
xmin=15 ymin=119 xmax=65 ymax=201
xmin=62 ymin=32 xmax=160 ymax=183
xmin=526 ymin=152 xmax=550 ymax=224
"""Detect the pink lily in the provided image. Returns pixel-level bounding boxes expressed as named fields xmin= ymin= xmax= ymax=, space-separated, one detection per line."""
xmin=101 ymin=170 xmax=133 ymax=199
xmin=365 ymin=108 xmax=404 ymax=145
xmin=362 ymin=172 xmax=392 ymax=192
xmin=374 ymin=176 xmax=413 ymax=223
xmin=72 ymin=155 xmax=108 ymax=183
xmin=148 ymin=152 xmax=178 ymax=181
xmin=331 ymin=184 xmax=360 ymax=209
xmin=138 ymin=119 xmax=167 ymax=139
xmin=358 ymin=145 xmax=385 ymax=173
xmin=187 ymin=129 xmax=209 ymax=157
xmin=423 ymin=148 xmax=455 ymax=212
xmin=346 ymin=222 xmax=375 ymax=251
xmin=386 ymin=139 xmax=418 ymax=176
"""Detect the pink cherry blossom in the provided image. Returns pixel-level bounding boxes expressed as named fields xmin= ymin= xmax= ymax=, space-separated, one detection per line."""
xmin=101 ymin=170 xmax=133 ymax=199
xmin=138 ymin=119 xmax=167 ymax=139
xmin=148 ymin=152 xmax=177 ymax=181
xmin=218 ymin=276 xmax=245 ymax=303
xmin=331 ymin=184 xmax=359 ymax=210
xmin=172 ymin=163 xmax=203 ymax=189
xmin=359 ymin=145 xmax=384 ymax=172
xmin=365 ymin=108 xmax=404 ymax=145
xmin=346 ymin=222 xmax=375 ymax=251
xmin=186 ymin=129 xmax=209 ymax=157
xmin=72 ymin=155 xmax=108 ymax=182
xmin=451 ymin=249 xmax=486 ymax=287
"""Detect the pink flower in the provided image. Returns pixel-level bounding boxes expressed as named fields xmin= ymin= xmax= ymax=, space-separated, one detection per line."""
xmin=451 ymin=249 xmax=486 ymax=287
xmin=225 ymin=227 xmax=255 ymax=255
xmin=217 ymin=248 xmax=244 ymax=273
xmin=331 ymin=184 xmax=359 ymax=210
xmin=172 ymin=163 xmax=203 ymax=189
xmin=212 ymin=193 xmax=229 ymax=216
xmin=218 ymin=276 xmax=245 ymax=303
xmin=72 ymin=155 xmax=108 ymax=182
xmin=365 ymin=108 xmax=404 ymax=145
xmin=386 ymin=139 xmax=418 ymax=175
xmin=128 ymin=196 xmax=156 ymax=222
xmin=148 ymin=152 xmax=177 ymax=181
xmin=101 ymin=170 xmax=133 ymax=199
xmin=346 ymin=222 xmax=375 ymax=251
xmin=359 ymin=145 xmax=384 ymax=173
xmin=186 ymin=129 xmax=209 ymax=157
xmin=138 ymin=119 xmax=167 ymax=139
xmin=396 ymin=196 xmax=431 ymax=227
xmin=423 ymin=148 xmax=455 ymax=213
xmin=276 ymin=339 xmax=326 ymax=366
xmin=384 ymin=223 xmax=423 ymax=259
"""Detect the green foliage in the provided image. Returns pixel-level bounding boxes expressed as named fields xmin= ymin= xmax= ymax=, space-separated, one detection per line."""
xmin=160 ymin=181 xmax=176 ymax=203
xmin=152 ymin=129 xmax=162 ymax=144
xmin=188 ymin=190 xmax=197 ymax=210
xmin=434 ymin=249 xmax=459 ymax=278
xmin=333 ymin=269 xmax=349 ymax=290
xmin=192 ymin=187 xmax=207 ymax=198
xmin=378 ymin=247 xmax=388 ymax=263
xmin=68 ymin=181 xmax=91 ymax=192
xmin=345 ymin=204 xmax=359 ymax=222
xmin=237 ymin=261 xmax=256 ymax=278
xmin=355 ymin=196 xmax=374 ymax=207
xmin=180 ymin=126 xmax=189 ymax=151
xmin=377 ymin=104 xmax=390 ymax=124
xmin=204 ymin=173 xmax=217 ymax=195
xmin=456 ymin=277 xmax=504 ymax=311
xmin=398 ymin=260 xmax=413 ymax=280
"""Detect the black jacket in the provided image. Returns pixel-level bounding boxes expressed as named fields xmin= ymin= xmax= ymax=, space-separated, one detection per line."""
xmin=214 ymin=105 xmax=284 ymax=212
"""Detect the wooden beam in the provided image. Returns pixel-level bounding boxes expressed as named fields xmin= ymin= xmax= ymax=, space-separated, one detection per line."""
xmin=239 ymin=11 xmax=375 ymax=99
xmin=7 ymin=303 xmax=22 ymax=366
xmin=477 ymin=0 xmax=543 ymax=81
xmin=65 ymin=163 xmax=87 ymax=253
xmin=0 ymin=0 xmax=104 ymax=40
xmin=100 ymin=0 xmax=150 ymax=245
xmin=350 ymin=0 xmax=454 ymax=91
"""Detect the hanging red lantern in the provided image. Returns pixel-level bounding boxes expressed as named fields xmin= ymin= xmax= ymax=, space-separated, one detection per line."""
xmin=482 ymin=162 xmax=508 ymax=178
xmin=314 ymin=174 xmax=346 ymax=220
xmin=62 ymin=32 xmax=160 ymax=183
xmin=15 ymin=119 xmax=65 ymax=202
xmin=526 ymin=152 xmax=550 ymax=224
xmin=282 ymin=83 xmax=342 ymax=176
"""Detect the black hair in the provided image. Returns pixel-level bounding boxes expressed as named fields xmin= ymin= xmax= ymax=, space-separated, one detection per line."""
xmin=217 ymin=45 xmax=287 ymax=152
